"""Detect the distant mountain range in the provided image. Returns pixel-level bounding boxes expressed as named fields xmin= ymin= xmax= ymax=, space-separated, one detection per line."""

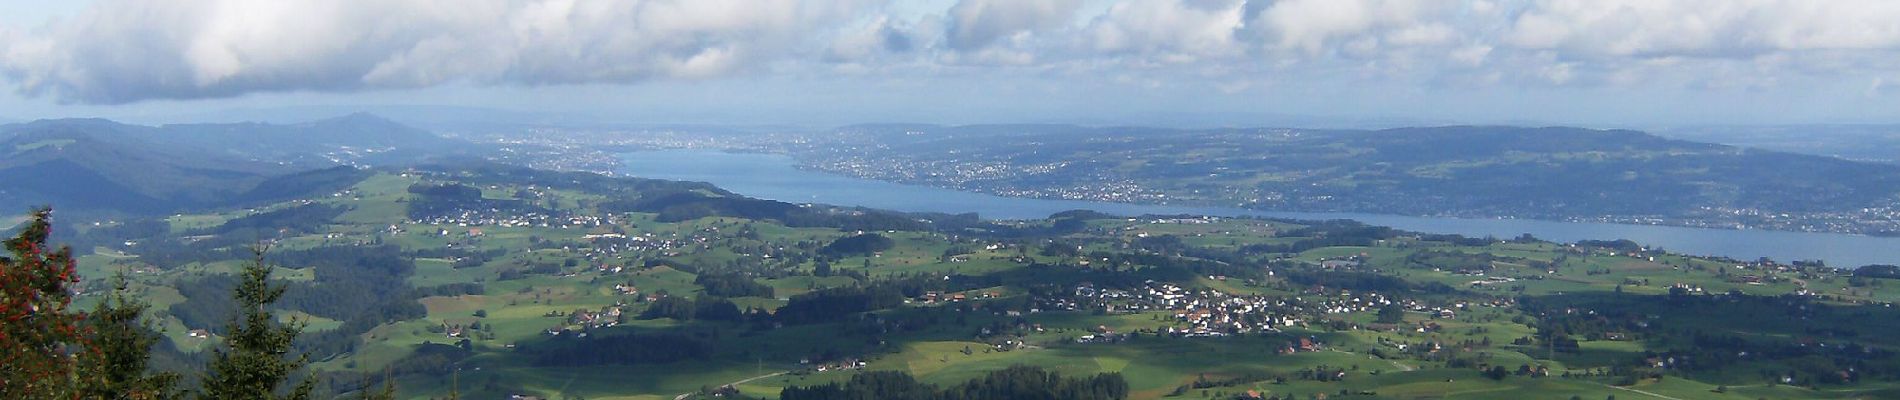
xmin=1654 ymin=124 xmax=1900 ymax=164
xmin=797 ymin=124 xmax=1900 ymax=234
xmin=156 ymin=112 xmax=478 ymax=168
xmin=12 ymin=114 xmax=1900 ymax=235
xmin=0 ymin=114 xmax=477 ymax=217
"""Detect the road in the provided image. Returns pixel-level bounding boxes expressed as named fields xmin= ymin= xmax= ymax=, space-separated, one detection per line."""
xmin=1328 ymin=349 xmax=1417 ymax=372
xmin=1591 ymin=382 xmax=1687 ymax=400
xmin=672 ymin=371 xmax=789 ymax=400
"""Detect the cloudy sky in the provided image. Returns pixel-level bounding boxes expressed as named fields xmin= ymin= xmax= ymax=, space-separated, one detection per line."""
xmin=2 ymin=0 xmax=1899 ymax=127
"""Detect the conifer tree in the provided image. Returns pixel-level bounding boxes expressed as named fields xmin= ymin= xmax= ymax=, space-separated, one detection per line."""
xmin=77 ymin=272 xmax=182 ymax=399
xmin=352 ymin=371 xmax=396 ymax=400
xmin=0 ymin=209 xmax=83 ymax=398
xmin=199 ymin=248 xmax=313 ymax=400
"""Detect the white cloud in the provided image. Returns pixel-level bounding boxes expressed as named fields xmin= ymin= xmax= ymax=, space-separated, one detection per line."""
xmin=1508 ymin=0 xmax=1900 ymax=58
xmin=943 ymin=0 xmax=1080 ymax=51
xmin=1081 ymin=0 xmax=1248 ymax=64
xmin=1253 ymin=0 xmax=1460 ymax=55
xmin=3 ymin=0 xmax=1900 ymax=105
xmin=0 ymin=0 xmax=872 ymax=103
xmin=1447 ymin=45 xmax=1493 ymax=67
xmin=825 ymin=15 xmax=915 ymax=64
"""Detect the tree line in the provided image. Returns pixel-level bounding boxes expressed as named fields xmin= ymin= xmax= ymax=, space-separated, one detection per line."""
xmin=780 ymin=365 xmax=1128 ymax=400
xmin=0 ymin=209 xmax=389 ymax=399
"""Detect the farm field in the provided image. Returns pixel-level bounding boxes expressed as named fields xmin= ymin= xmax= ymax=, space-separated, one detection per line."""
xmin=56 ymin=166 xmax=1900 ymax=400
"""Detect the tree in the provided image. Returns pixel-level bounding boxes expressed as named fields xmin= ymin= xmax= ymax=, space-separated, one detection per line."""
xmin=78 ymin=272 xmax=182 ymax=400
xmin=199 ymin=248 xmax=314 ymax=400
xmin=820 ymin=233 xmax=894 ymax=257
xmin=1 ymin=209 xmax=178 ymax=399
xmin=1376 ymin=303 xmax=1405 ymax=324
xmin=1484 ymin=366 xmax=1509 ymax=381
xmin=0 ymin=209 xmax=84 ymax=398
xmin=353 ymin=371 xmax=396 ymax=400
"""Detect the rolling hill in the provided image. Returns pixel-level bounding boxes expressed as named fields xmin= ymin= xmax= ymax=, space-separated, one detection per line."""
xmin=798 ymin=124 xmax=1900 ymax=234
xmin=154 ymin=112 xmax=480 ymax=168
xmin=53 ymin=160 xmax=1900 ymax=400
xmin=0 ymin=114 xmax=480 ymax=216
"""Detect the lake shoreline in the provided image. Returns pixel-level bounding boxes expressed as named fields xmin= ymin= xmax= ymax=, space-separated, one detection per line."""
xmin=620 ymin=149 xmax=1900 ymax=267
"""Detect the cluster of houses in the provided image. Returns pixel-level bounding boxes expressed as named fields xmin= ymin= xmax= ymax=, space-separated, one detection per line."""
xmin=533 ymin=305 xmax=629 ymax=338
xmin=1051 ymin=281 xmax=1318 ymax=337
xmin=1049 ymin=279 xmax=1490 ymax=339
xmin=411 ymin=209 xmax=611 ymax=231
xmin=1144 ymin=216 xmax=1219 ymax=225
xmin=1074 ymin=330 xmax=1127 ymax=344
xmin=564 ymin=306 xmax=624 ymax=329
xmin=1278 ymin=336 xmax=1326 ymax=354
xmin=1467 ymin=275 xmax=1517 ymax=287
xmin=582 ymin=229 xmax=722 ymax=260
xmin=800 ymin=357 xmax=867 ymax=373
xmin=1670 ymin=282 xmax=1708 ymax=293
xmin=913 ymin=290 xmax=1000 ymax=304
xmin=582 ymin=224 xmax=805 ymax=266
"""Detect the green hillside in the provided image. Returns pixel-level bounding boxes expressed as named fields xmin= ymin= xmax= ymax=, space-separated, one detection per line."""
xmin=48 ymin=164 xmax=1900 ymax=400
xmin=0 ymin=115 xmax=480 ymax=217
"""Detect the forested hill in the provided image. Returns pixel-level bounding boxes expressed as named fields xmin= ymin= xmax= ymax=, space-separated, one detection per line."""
xmin=802 ymin=124 xmax=1900 ymax=234
xmin=0 ymin=114 xmax=477 ymax=216
xmin=0 ymin=120 xmax=282 ymax=214
xmin=156 ymin=112 xmax=478 ymax=168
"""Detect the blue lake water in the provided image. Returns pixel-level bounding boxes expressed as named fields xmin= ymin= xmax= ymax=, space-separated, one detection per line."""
xmin=619 ymin=149 xmax=1900 ymax=267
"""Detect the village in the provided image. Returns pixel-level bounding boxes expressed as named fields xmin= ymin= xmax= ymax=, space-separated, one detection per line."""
xmin=1046 ymin=279 xmax=1475 ymax=340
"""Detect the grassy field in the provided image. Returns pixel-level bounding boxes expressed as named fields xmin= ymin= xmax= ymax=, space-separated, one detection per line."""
xmin=59 ymin=172 xmax=1900 ymax=400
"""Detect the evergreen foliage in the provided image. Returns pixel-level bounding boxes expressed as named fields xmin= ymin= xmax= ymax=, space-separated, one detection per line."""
xmin=780 ymin=365 xmax=1128 ymax=400
xmin=78 ymin=273 xmax=182 ymax=400
xmin=0 ymin=209 xmax=179 ymax=399
xmin=819 ymin=233 xmax=895 ymax=258
xmin=198 ymin=249 xmax=314 ymax=400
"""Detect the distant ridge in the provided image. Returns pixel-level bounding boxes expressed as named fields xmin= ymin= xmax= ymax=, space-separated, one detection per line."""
xmin=802 ymin=123 xmax=1900 ymax=233
xmin=156 ymin=112 xmax=477 ymax=168
xmin=0 ymin=115 xmax=477 ymax=216
xmin=0 ymin=120 xmax=277 ymax=214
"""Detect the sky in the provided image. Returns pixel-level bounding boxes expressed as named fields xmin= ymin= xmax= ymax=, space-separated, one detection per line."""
xmin=2 ymin=0 xmax=1899 ymax=127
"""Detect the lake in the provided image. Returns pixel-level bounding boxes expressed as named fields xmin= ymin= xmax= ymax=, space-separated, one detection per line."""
xmin=620 ymin=149 xmax=1900 ymax=267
